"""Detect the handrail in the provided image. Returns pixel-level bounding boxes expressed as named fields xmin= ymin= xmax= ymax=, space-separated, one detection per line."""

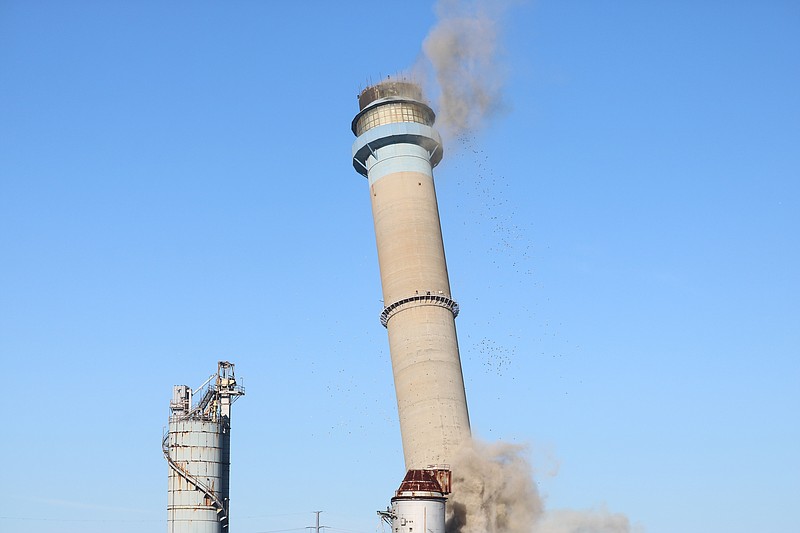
xmin=163 ymin=432 xmax=228 ymax=524
xmin=380 ymin=292 xmax=460 ymax=327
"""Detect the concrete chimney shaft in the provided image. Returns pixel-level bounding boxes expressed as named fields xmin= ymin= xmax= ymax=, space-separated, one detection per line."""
xmin=352 ymin=81 xmax=471 ymax=470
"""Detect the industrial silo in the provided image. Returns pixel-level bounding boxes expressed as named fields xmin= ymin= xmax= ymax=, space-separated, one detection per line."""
xmin=163 ymin=361 xmax=244 ymax=533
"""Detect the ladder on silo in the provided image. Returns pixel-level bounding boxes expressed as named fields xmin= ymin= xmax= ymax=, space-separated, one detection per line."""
xmin=162 ymin=432 xmax=229 ymax=527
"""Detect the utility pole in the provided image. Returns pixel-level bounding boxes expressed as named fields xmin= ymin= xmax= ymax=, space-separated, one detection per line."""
xmin=308 ymin=510 xmax=325 ymax=533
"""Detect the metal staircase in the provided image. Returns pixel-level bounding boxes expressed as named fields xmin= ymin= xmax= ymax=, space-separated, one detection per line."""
xmin=163 ymin=431 xmax=229 ymax=527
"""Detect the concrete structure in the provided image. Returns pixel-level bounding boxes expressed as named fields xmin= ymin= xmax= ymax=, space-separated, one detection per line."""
xmin=351 ymin=81 xmax=471 ymax=471
xmin=164 ymin=361 xmax=244 ymax=533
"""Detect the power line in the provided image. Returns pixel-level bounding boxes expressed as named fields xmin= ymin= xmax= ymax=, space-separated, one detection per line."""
xmin=254 ymin=527 xmax=308 ymax=533
xmin=0 ymin=516 xmax=161 ymax=523
xmin=240 ymin=511 xmax=321 ymax=519
xmin=325 ymin=527 xmax=374 ymax=533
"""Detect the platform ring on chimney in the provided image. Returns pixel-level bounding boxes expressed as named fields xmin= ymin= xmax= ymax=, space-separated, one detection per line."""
xmin=380 ymin=293 xmax=460 ymax=328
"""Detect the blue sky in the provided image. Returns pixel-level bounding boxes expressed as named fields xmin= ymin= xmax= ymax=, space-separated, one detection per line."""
xmin=1 ymin=2 xmax=798 ymax=533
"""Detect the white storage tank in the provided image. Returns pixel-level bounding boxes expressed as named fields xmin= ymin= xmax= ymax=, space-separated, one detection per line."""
xmin=383 ymin=469 xmax=450 ymax=533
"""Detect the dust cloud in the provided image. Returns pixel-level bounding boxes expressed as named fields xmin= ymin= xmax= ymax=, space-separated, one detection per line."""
xmin=417 ymin=0 xmax=508 ymax=135
xmin=447 ymin=440 xmax=542 ymax=533
xmin=535 ymin=510 xmax=634 ymax=533
xmin=413 ymin=4 xmax=635 ymax=533
xmin=446 ymin=439 xmax=635 ymax=533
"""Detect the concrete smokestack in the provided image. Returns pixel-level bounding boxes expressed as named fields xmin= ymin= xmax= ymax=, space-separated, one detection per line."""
xmin=352 ymin=80 xmax=471 ymax=470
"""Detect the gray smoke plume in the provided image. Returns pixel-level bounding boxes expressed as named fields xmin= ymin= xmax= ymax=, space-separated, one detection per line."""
xmin=419 ymin=0 xmax=508 ymax=135
xmin=447 ymin=439 xmax=635 ymax=533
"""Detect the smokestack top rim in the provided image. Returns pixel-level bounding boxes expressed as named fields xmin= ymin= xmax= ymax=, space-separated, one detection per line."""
xmin=357 ymin=80 xmax=427 ymax=110
xmin=352 ymin=81 xmax=436 ymax=136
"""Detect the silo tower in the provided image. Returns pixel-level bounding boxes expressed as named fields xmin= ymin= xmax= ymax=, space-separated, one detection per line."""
xmin=351 ymin=81 xmax=471 ymax=472
xmin=163 ymin=361 xmax=245 ymax=533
